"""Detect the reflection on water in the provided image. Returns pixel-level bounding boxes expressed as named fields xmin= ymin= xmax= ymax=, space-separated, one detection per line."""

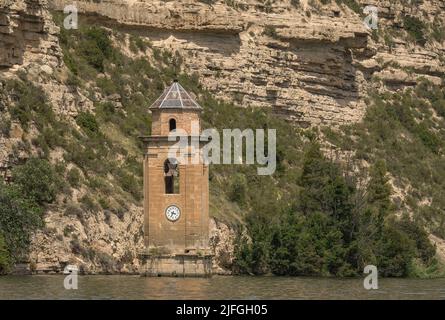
xmin=0 ymin=275 xmax=445 ymax=300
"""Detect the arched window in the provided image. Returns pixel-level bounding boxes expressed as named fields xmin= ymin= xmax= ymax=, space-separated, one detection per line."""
xmin=169 ymin=118 xmax=176 ymax=132
xmin=164 ymin=158 xmax=179 ymax=194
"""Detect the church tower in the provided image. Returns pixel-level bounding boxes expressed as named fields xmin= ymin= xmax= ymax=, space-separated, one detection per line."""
xmin=139 ymin=81 xmax=212 ymax=277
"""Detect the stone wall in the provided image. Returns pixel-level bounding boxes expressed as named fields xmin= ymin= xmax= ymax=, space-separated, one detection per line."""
xmin=140 ymin=254 xmax=213 ymax=277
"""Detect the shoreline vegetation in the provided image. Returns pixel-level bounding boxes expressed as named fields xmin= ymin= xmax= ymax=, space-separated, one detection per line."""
xmin=1 ymin=12 xmax=445 ymax=279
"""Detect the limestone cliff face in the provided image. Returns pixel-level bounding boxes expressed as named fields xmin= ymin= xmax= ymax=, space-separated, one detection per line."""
xmin=29 ymin=203 xmax=145 ymax=274
xmin=1 ymin=0 xmax=57 ymax=170
xmin=210 ymin=218 xmax=236 ymax=274
xmin=0 ymin=0 xmax=91 ymax=177
xmin=48 ymin=0 xmax=445 ymax=126
xmin=366 ymin=0 xmax=445 ymax=86
xmin=0 ymin=0 xmax=61 ymax=69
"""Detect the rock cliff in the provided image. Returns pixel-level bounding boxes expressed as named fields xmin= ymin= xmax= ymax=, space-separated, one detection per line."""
xmin=0 ymin=0 xmax=61 ymax=70
xmin=48 ymin=0 xmax=445 ymax=125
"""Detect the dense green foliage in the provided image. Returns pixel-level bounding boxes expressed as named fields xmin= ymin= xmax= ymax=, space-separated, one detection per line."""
xmin=324 ymin=81 xmax=445 ymax=239
xmin=12 ymin=158 xmax=60 ymax=205
xmin=76 ymin=112 xmax=100 ymax=136
xmin=0 ymin=158 xmax=60 ymax=266
xmin=317 ymin=81 xmax=445 ymax=276
xmin=233 ymin=143 xmax=436 ymax=277
xmin=67 ymin=168 xmax=82 ymax=188
xmin=403 ymin=16 xmax=426 ymax=45
xmin=0 ymin=233 xmax=10 ymax=274
xmin=5 ymin=80 xmax=56 ymax=131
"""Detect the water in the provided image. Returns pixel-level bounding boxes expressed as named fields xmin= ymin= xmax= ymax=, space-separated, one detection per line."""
xmin=0 ymin=275 xmax=445 ymax=300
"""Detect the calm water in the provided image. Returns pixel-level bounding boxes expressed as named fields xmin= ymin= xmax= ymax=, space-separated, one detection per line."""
xmin=0 ymin=275 xmax=445 ymax=300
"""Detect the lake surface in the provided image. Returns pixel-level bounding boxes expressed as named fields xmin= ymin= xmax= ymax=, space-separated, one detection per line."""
xmin=0 ymin=275 xmax=445 ymax=300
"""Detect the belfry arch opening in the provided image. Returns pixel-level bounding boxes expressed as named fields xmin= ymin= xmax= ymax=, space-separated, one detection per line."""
xmin=164 ymin=158 xmax=179 ymax=194
xmin=169 ymin=118 xmax=176 ymax=132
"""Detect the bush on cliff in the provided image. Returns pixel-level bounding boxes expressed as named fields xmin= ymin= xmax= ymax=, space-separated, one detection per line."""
xmin=12 ymin=158 xmax=60 ymax=205
xmin=0 ymin=233 xmax=11 ymax=274
xmin=0 ymin=185 xmax=43 ymax=264
xmin=0 ymin=158 xmax=61 ymax=268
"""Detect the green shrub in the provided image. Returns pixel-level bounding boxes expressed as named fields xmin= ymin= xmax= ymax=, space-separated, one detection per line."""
xmin=6 ymin=80 xmax=55 ymax=130
xmin=98 ymin=197 xmax=111 ymax=210
xmin=64 ymin=203 xmax=83 ymax=219
xmin=63 ymin=51 xmax=79 ymax=75
xmin=290 ymin=0 xmax=300 ymax=7
xmin=0 ymin=233 xmax=11 ymax=274
xmin=415 ymin=123 xmax=441 ymax=154
xmin=85 ymin=27 xmax=113 ymax=58
xmin=432 ymin=18 xmax=445 ymax=42
xmin=114 ymin=168 xmax=142 ymax=201
xmin=198 ymin=0 xmax=217 ymax=4
xmin=0 ymin=118 xmax=11 ymax=137
xmin=96 ymin=102 xmax=116 ymax=122
xmin=76 ymin=112 xmax=100 ymax=135
xmin=12 ymin=158 xmax=60 ymax=205
xmin=80 ymin=195 xmax=100 ymax=212
xmin=229 ymin=174 xmax=248 ymax=206
xmin=129 ymin=35 xmax=149 ymax=53
xmin=47 ymin=16 xmax=443 ymax=278
xmin=263 ymin=25 xmax=278 ymax=38
xmin=0 ymin=185 xmax=43 ymax=263
xmin=395 ymin=216 xmax=436 ymax=265
xmin=79 ymin=26 xmax=113 ymax=72
xmin=403 ymin=16 xmax=426 ymax=45
xmin=67 ymin=168 xmax=82 ymax=188
xmin=234 ymin=142 xmax=438 ymax=277
xmin=96 ymin=251 xmax=115 ymax=273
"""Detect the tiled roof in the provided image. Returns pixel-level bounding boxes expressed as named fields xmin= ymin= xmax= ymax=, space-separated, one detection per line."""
xmin=150 ymin=81 xmax=202 ymax=110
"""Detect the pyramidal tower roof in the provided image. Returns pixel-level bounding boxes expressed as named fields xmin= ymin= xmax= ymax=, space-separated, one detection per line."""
xmin=150 ymin=81 xmax=202 ymax=110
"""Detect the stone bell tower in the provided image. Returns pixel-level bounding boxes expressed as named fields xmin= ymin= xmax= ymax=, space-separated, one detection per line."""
xmin=139 ymin=81 xmax=212 ymax=277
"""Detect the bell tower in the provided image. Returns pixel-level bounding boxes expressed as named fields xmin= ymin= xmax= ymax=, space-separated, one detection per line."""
xmin=139 ymin=81 xmax=212 ymax=277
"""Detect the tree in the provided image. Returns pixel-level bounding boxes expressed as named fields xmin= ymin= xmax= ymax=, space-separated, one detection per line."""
xmin=355 ymin=160 xmax=393 ymax=268
xmin=299 ymin=143 xmax=334 ymax=214
xmin=395 ymin=215 xmax=436 ymax=265
xmin=0 ymin=185 xmax=43 ymax=263
xmin=299 ymin=143 xmax=355 ymax=242
xmin=366 ymin=159 xmax=392 ymax=237
xmin=377 ymin=222 xmax=415 ymax=277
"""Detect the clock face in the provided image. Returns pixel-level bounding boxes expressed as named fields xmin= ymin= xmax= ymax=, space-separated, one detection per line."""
xmin=165 ymin=205 xmax=181 ymax=222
